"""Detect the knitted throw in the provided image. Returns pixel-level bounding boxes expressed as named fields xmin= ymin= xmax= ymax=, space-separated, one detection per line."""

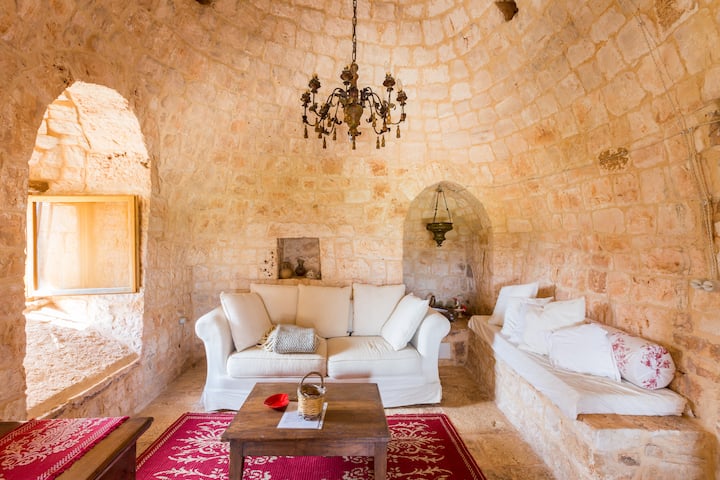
xmin=263 ymin=324 xmax=318 ymax=353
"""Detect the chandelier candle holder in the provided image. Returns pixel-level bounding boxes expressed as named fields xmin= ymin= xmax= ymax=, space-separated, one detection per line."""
xmin=426 ymin=186 xmax=453 ymax=247
xmin=301 ymin=0 xmax=407 ymax=150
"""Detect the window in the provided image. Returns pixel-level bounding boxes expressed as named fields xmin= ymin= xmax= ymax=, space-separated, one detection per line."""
xmin=26 ymin=195 xmax=139 ymax=296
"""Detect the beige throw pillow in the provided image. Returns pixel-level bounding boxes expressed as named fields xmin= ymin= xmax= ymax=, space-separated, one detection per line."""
xmin=380 ymin=294 xmax=430 ymax=351
xmin=220 ymin=292 xmax=273 ymax=352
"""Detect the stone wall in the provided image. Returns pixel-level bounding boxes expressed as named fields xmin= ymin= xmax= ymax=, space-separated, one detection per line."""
xmin=0 ymin=3 xmax=719 ymax=473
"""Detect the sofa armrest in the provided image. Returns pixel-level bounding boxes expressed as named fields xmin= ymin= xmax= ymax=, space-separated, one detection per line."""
xmin=410 ymin=309 xmax=451 ymax=381
xmin=195 ymin=306 xmax=234 ymax=377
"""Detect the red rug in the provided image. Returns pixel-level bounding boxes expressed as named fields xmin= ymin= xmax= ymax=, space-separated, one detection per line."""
xmin=137 ymin=412 xmax=486 ymax=479
xmin=0 ymin=416 xmax=128 ymax=480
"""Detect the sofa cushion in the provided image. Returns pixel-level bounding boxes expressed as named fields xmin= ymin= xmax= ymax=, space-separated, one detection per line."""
xmin=227 ymin=337 xmax=327 ymax=377
xmin=250 ymin=283 xmax=298 ymax=324
xmin=326 ymin=336 xmax=422 ymax=379
xmin=296 ymin=284 xmax=351 ymax=338
xmin=219 ymin=292 xmax=273 ymax=352
xmin=488 ymin=281 xmax=539 ymax=326
xmin=351 ymin=283 xmax=406 ymax=336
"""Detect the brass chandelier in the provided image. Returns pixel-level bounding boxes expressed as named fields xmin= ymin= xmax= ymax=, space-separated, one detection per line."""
xmin=301 ymin=0 xmax=408 ymax=150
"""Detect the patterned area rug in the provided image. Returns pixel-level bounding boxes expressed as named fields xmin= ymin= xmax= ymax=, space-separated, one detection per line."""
xmin=137 ymin=412 xmax=486 ymax=480
xmin=0 ymin=416 xmax=128 ymax=480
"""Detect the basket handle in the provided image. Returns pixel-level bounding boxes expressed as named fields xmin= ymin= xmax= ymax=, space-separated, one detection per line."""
xmin=300 ymin=371 xmax=324 ymax=389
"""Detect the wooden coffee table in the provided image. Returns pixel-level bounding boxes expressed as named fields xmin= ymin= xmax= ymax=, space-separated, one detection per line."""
xmin=221 ymin=382 xmax=390 ymax=480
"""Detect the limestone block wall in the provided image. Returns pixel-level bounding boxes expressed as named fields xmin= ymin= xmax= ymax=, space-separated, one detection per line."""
xmin=0 ymin=3 xmax=719 ymax=471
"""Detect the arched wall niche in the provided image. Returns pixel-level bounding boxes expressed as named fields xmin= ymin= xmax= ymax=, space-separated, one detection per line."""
xmin=23 ymin=81 xmax=150 ymax=418
xmin=402 ymin=181 xmax=493 ymax=314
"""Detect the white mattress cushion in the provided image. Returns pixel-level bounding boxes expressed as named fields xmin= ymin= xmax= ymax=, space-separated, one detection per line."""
xmin=250 ymin=283 xmax=298 ymax=325
xmin=469 ymin=315 xmax=686 ymax=418
xmin=219 ymin=292 xmax=273 ymax=352
xmin=227 ymin=337 xmax=327 ymax=377
xmin=326 ymin=336 xmax=422 ymax=379
xmin=296 ymin=284 xmax=351 ymax=338
xmin=351 ymin=283 xmax=406 ymax=336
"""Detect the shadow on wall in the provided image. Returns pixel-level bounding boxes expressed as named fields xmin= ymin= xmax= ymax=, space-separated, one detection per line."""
xmin=402 ymin=182 xmax=492 ymax=315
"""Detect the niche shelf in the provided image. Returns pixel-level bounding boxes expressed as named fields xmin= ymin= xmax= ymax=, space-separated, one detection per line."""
xmin=277 ymin=237 xmax=321 ymax=279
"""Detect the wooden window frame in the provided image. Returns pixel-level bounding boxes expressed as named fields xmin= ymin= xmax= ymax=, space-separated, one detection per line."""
xmin=26 ymin=194 xmax=139 ymax=296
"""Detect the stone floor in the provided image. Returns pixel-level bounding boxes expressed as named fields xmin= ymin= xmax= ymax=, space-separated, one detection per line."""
xmin=136 ymin=363 xmax=555 ymax=479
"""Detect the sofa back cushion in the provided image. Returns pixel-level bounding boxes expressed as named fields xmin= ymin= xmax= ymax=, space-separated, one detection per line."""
xmin=296 ymin=284 xmax=352 ymax=338
xmin=250 ymin=283 xmax=298 ymax=324
xmin=351 ymin=283 xmax=406 ymax=336
xmin=220 ymin=292 xmax=273 ymax=352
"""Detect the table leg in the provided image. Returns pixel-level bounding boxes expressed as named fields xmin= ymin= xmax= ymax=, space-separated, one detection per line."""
xmin=374 ymin=441 xmax=388 ymax=480
xmin=228 ymin=442 xmax=244 ymax=480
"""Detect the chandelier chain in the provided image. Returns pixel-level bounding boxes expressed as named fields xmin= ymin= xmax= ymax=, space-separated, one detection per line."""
xmin=351 ymin=0 xmax=357 ymax=63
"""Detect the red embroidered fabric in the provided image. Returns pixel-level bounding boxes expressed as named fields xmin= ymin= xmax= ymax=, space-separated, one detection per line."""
xmin=0 ymin=416 xmax=128 ymax=480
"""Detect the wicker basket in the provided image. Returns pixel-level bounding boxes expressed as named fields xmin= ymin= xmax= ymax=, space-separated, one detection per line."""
xmin=297 ymin=371 xmax=325 ymax=420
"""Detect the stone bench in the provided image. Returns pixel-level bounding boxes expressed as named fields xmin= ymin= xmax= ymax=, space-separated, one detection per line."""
xmin=466 ymin=323 xmax=717 ymax=479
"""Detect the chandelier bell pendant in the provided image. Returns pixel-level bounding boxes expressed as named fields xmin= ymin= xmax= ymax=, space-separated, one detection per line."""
xmin=301 ymin=0 xmax=408 ymax=150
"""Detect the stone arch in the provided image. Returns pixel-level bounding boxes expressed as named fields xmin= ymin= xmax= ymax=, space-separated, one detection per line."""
xmin=23 ymin=81 xmax=150 ymax=417
xmin=402 ymin=181 xmax=493 ymax=314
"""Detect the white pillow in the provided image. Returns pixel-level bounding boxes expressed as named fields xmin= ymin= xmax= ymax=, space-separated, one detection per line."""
xmin=609 ymin=330 xmax=676 ymax=389
xmin=500 ymin=296 xmax=553 ymax=344
xmin=351 ymin=283 xmax=406 ymax=336
xmin=488 ymin=282 xmax=539 ymax=326
xmin=548 ymin=323 xmax=621 ymax=381
xmin=296 ymin=284 xmax=351 ymax=338
xmin=219 ymin=292 xmax=273 ymax=352
xmin=250 ymin=283 xmax=298 ymax=324
xmin=521 ymin=297 xmax=586 ymax=355
xmin=381 ymin=294 xmax=430 ymax=351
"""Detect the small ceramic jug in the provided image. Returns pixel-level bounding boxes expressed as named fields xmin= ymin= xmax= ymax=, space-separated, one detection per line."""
xmin=280 ymin=262 xmax=294 ymax=279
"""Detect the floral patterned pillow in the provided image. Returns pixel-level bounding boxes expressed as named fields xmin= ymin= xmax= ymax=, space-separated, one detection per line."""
xmin=609 ymin=331 xmax=675 ymax=389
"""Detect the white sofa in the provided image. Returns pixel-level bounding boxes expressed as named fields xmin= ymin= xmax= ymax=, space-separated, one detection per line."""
xmin=195 ymin=283 xmax=451 ymax=410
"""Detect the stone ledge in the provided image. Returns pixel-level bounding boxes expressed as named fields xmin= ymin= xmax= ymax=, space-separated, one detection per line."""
xmin=466 ymin=328 xmax=718 ymax=479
